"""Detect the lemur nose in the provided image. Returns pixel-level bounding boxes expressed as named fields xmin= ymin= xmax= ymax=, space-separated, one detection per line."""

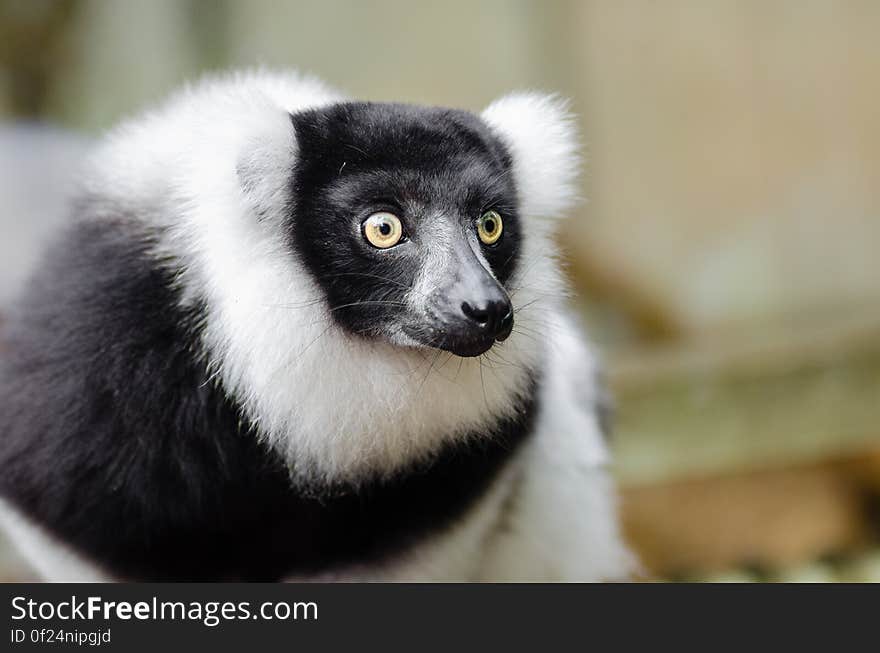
xmin=461 ymin=299 xmax=514 ymax=342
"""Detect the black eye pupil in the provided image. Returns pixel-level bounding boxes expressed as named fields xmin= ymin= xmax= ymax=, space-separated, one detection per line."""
xmin=484 ymin=219 xmax=495 ymax=233
xmin=379 ymin=223 xmax=392 ymax=236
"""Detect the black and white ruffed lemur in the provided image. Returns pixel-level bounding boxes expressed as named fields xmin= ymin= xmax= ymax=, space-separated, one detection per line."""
xmin=0 ymin=71 xmax=633 ymax=581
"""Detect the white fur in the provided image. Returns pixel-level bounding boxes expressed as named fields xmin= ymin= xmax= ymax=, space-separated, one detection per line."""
xmin=280 ymin=314 xmax=632 ymax=582
xmin=481 ymin=92 xmax=581 ymax=222
xmin=479 ymin=312 xmax=635 ymax=580
xmin=3 ymin=70 xmax=632 ymax=581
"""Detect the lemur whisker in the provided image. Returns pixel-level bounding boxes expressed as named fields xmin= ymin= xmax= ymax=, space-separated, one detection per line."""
xmin=485 ymin=349 xmax=528 ymax=372
xmin=515 ymin=319 xmax=565 ymax=336
xmin=513 ymin=297 xmax=544 ymax=312
xmin=415 ymin=350 xmax=442 ymax=398
xmin=455 ymin=354 xmax=466 ymax=381
xmin=484 ymin=354 xmax=508 ymax=385
xmin=315 ymin=272 xmax=427 ymax=296
xmin=343 ymin=142 xmax=372 ymax=159
xmin=478 ymin=357 xmax=489 ymax=410
xmin=263 ymin=297 xmax=325 ymax=309
xmin=513 ymin=288 xmax=567 ymax=301
xmin=506 ymin=257 xmax=545 ymax=295
xmin=326 ymin=300 xmax=408 ymax=312
xmin=510 ymin=328 xmax=541 ymax=345
xmin=264 ymin=323 xmax=336 ymax=382
xmin=433 ymin=353 xmax=466 ymax=386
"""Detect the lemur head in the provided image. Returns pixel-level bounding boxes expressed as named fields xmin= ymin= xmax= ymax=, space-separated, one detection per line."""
xmin=289 ymin=102 xmax=520 ymax=357
xmin=100 ymin=73 xmax=581 ymax=481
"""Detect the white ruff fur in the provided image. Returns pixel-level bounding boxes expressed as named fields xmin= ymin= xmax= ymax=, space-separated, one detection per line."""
xmin=3 ymin=70 xmax=634 ymax=580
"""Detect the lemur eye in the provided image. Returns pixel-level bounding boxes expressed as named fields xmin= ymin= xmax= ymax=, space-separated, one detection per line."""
xmin=363 ymin=212 xmax=403 ymax=249
xmin=477 ymin=210 xmax=503 ymax=245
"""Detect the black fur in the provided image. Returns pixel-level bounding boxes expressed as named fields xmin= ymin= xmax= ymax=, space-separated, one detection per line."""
xmin=289 ymin=102 xmax=520 ymax=350
xmin=0 ymin=215 xmax=536 ymax=582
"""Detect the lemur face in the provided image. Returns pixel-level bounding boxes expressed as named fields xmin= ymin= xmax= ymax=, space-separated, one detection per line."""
xmin=289 ymin=102 xmax=521 ymax=357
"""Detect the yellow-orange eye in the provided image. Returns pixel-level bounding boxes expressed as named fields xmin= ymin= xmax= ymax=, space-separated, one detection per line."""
xmin=363 ymin=212 xmax=403 ymax=249
xmin=477 ymin=210 xmax=503 ymax=245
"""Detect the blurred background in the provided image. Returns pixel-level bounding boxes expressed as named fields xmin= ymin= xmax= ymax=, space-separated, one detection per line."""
xmin=1 ymin=0 xmax=879 ymax=581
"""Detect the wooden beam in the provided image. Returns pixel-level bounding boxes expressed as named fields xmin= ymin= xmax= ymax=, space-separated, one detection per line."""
xmin=608 ymin=310 xmax=880 ymax=487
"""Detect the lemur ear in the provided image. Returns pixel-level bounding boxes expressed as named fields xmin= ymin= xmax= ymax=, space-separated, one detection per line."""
xmin=481 ymin=93 xmax=580 ymax=220
xmin=236 ymin=109 xmax=298 ymax=223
